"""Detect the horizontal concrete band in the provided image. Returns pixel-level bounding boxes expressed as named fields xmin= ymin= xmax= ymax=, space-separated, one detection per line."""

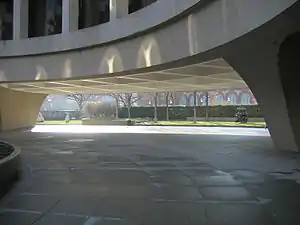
xmin=1 ymin=0 xmax=200 ymax=57
xmin=0 ymin=0 xmax=296 ymax=83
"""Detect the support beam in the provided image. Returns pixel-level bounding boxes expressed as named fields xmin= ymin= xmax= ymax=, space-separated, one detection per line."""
xmin=63 ymin=0 xmax=79 ymax=33
xmin=13 ymin=0 xmax=28 ymax=39
xmin=0 ymin=87 xmax=46 ymax=131
xmin=110 ymin=0 xmax=129 ymax=20
xmin=226 ymin=30 xmax=300 ymax=151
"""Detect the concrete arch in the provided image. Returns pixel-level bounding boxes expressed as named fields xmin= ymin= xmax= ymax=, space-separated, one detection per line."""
xmin=239 ymin=91 xmax=251 ymax=105
xmin=276 ymin=31 xmax=300 ymax=150
xmin=179 ymin=94 xmax=188 ymax=106
xmin=0 ymin=87 xmax=46 ymax=131
xmin=62 ymin=59 xmax=73 ymax=79
xmin=226 ymin=91 xmax=238 ymax=105
xmin=199 ymin=92 xmax=210 ymax=105
xmin=0 ymin=71 xmax=7 ymax=82
xmin=137 ymin=36 xmax=162 ymax=68
xmin=214 ymin=92 xmax=224 ymax=105
xmin=99 ymin=48 xmax=124 ymax=74
xmin=35 ymin=66 xmax=48 ymax=80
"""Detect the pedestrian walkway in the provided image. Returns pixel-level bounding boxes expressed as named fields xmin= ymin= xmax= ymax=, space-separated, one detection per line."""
xmin=0 ymin=127 xmax=299 ymax=224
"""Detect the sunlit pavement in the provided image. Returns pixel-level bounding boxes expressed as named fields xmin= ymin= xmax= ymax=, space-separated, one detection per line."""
xmin=32 ymin=125 xmax=270 ymax=136
xmin=1 ymin=126 xmax=300 ymax=224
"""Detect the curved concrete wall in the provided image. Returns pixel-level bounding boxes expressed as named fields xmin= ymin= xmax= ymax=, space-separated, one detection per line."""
xmin=0 ymin=0 xmax=200 ymax=57
xmin=0 ymin=87 xmax=46 ymax=131
xmin=0 ymin=0 xmax=297 ymax=82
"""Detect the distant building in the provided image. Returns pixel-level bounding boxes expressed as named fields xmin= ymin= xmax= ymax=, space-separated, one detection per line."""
xmin=136 ymin=88 xmax=256 ymax=106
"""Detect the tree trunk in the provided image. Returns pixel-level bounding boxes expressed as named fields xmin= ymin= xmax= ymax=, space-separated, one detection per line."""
xmin=115 ymin=96 xmax=119 ymax=120
xmin=166 ymin=92 xmax=169 ymax=121
xmin=205 ymin=92 xmax=209 ymax=121
xmin=127 ymin=105 xmax=131 ymax=119
xmin=154 ymin=92 xmax=158 ymax=122
xmin=193 ymin=91 xmax=197 ymax=123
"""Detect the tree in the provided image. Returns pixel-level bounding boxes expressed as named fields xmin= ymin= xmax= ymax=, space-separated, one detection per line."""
xmin=205 ymin=92 xmax=209 ymax=121
xmin=163 ymin=92 xmax=173 ymax=121
xmin=153 ymin=92 xmax=158 ymax=122
xmin=83 ymin=101 xmax=115 ymax=118
xmin=68 ymin=94 xmax=92 ymax=112
xmin=193 ymin=91 xmax=197 ymax=123
xmin=109 ymin=94 xmax=120 ymax=120
xmin=109 ymin=93 xmax=140 ymax=119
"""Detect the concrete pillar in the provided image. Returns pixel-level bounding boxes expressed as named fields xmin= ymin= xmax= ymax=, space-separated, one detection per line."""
xmin=62 ymin=0 xmax=79 ymax=33
xmin=13 ymin=0 xmax=28 ymax=39
xmin=226 ymin=30 xmax=300 ymax=151
xmin=0 ymin=87 xmax=46 ymax=131
xmin=110 ymin=0 xmax=129 ymax=20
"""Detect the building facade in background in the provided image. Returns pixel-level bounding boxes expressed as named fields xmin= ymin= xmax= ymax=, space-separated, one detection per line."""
xmin=137 ymin=88 xmax=256 ymax=107
xmin=40 ymin=87 xmax=256 ymax=111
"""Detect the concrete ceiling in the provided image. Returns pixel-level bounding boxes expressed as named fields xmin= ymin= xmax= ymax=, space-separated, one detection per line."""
xmin=1 ymin=59 xmax=247 ymax=94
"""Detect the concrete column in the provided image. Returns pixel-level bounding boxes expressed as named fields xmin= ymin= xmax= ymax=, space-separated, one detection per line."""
xmin=0 ymin=87 xmax=46 ymax=131
xmin=225 ymin=31 xmax=300 ymax=151
xmin=62 ymin=0 xmax=79 ymax=33
xmin=13 ymin=0 xmax=28 ymax=39
xmin=110 ymin=0 xmax=128 ymax=20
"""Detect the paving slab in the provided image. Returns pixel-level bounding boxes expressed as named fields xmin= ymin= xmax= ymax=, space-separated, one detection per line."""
xmin=0 ymin=126 xmax=300 ymax=224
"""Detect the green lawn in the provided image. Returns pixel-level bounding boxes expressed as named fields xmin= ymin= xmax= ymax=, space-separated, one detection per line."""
xmin=37 ymin=120 xmax=82 ymax=125
xmin=141 ymin=120 xmax=266 ymax=127
xmin=37 ymin=120 xmax=265 ymax=127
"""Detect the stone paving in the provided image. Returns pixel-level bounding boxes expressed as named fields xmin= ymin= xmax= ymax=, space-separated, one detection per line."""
xmin=1 ymin=126 xmax=300 ymax=224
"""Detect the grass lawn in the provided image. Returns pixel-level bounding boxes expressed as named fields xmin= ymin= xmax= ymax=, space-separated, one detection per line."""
xmin=37 ymin=120 xmax=82 ymax=125
xmin=37 ymin=120 xmax=265 ymax=128
xmin=141 ymin=120 xmax=266 ymax=127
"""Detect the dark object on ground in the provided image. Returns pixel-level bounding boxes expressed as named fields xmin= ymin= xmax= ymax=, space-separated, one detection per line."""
xmin=126 ymin=120 xmax=135 ymax=126
xmin=0 ymin=141 xmax=21 ymax=199
xmin=234 ymin=107 xmax=248 ymax=123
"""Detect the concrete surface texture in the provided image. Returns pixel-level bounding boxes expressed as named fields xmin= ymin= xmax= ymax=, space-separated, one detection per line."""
xmin=0 ymin=87 xmax=46 ymax=131
xmin=1 ymin=126 xmax=300 ymax=224
xmin=0 ymin=0 xmax=299 ymax=152
xmin=0 ymin=0 xmax=297 ymax=81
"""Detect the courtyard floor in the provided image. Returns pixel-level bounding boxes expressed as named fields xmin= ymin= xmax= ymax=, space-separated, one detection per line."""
xmin=1 ymin=126 xmax=300 ymax=224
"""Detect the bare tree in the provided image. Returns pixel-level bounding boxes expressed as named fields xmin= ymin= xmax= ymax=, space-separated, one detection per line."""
xmin=153 ymin=92 xmax=158 ymax=122
xmin=120 ymin=93 xmax=140 ymax=119
xmin=68 ymin=94 xmax=92 ymax=112
xmin=163 ymin=92 xmax=171 ymax=121
xmin=193 ymin=91 xmax=197 ymax=123
xmin=205 ymin=92 xmax=209 ymax=121
xmin=110 ymin=93 xmax=140 ymax=119
xmin=83 ymin=101 xmax=116 ymax=119
xmin=108 ymin=94 xmax=120 ymax=120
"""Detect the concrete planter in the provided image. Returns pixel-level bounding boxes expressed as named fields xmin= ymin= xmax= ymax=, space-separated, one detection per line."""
xmin=82 ymin=118 xmax=128 ymax=126
xmin=0 ymin=141 xmax=21 ymax=199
